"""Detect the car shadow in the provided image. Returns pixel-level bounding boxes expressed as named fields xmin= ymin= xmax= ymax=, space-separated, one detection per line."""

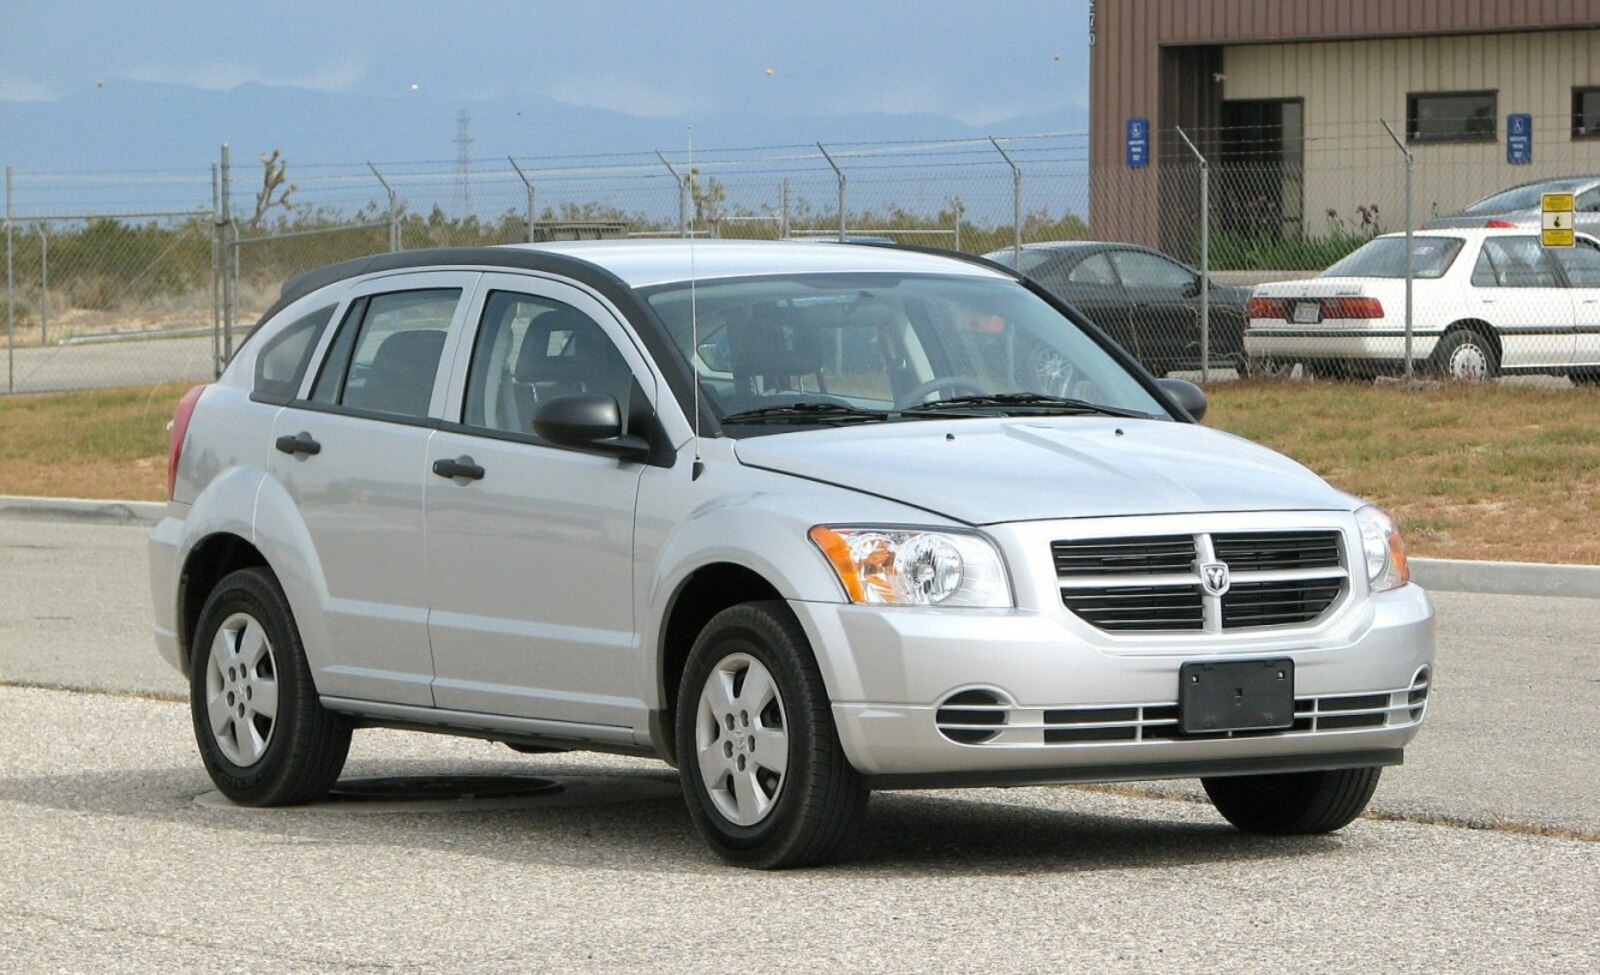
xmin=2 ymin=756 xmax=1343 ymax=877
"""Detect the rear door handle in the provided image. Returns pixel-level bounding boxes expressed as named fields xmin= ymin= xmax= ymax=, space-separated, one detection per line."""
xmin=274 ymin=433 xmax=321 ymax=456
xmin=432 ymin=456 xmax=485 ymax=481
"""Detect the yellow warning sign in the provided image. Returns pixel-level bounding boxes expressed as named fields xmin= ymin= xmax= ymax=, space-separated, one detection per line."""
xmin=1542 ymin=192 xmax=1575 ymax=247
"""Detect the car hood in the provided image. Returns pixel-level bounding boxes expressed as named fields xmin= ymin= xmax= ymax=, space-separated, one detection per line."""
xmin=732 ymin=417 xmax=1352 ymax=525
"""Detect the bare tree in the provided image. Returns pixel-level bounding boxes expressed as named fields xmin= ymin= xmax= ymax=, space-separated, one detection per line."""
xmin=249 ymin=149 xmax=297 ymax=228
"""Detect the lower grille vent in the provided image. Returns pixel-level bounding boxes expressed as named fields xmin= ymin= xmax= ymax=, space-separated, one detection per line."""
xmin=935 ymin=689 xmax=1008 ymax=745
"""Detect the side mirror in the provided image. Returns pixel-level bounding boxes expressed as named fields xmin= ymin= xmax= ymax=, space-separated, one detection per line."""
xmin=530 ymin=393 xmax=651 ymax=460
xmin=1156 ymin=377 xmax=1208 ymax=423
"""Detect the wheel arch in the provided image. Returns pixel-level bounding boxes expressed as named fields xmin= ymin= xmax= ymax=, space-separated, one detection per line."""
xmin=1439 ymin=319 xmax=1502 ymax=369
xmin=178 ymin=532 xmax=270 ymax=678
xmin=654 ymin=562 xmax=786 ymax=765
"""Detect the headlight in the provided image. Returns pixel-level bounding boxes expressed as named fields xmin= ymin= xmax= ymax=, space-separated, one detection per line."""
xmin=1355 ymin=505 xmax=1410 ymax=593
xmin=808 ymin=526 xmax=1012 ymax=607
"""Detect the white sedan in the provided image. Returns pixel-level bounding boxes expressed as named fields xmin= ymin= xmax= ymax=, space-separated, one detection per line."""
xmin=1244 ymin=228 xmax=1600 ymax=382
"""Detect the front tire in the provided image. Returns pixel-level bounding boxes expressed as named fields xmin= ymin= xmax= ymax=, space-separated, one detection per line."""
xmin=675 ymin=602 xmax=868 ymax=868
xmin=1202 ymin=766 xmax=1381 ymax=835
xmin=189 ymin=567 xmax=351 ymax=805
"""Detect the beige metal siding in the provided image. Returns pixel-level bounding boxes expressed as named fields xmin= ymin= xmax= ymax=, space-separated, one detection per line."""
xmin=1223 ymin=29 xmax=1600 ymax=236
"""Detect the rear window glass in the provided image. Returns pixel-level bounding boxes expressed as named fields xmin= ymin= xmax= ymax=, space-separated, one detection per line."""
xmin=254 ymin=304 xmax=336 ymax=399
xmin=1321 ymin=237 xmax=1463 ymax=280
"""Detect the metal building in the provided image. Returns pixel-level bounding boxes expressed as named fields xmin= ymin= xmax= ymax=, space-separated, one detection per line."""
xmin=1089 ymin=1 xmax=1600 ymax=253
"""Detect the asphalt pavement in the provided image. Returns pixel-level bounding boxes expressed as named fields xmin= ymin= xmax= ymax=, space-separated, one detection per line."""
xmin=3 ymin=334 xmax=215 ymax=394
xmin=2 ymin=515 xmax=1598 ymax=973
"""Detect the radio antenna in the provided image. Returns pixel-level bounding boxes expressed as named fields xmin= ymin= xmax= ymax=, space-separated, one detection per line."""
xmin=688 ymin=126 xmax=704 ymax=480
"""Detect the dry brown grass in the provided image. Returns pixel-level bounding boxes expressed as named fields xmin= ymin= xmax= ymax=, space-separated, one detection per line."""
xmin=1206 ymin=380 xmax=1600 ymax=564
xmin=3 ymin=379 xmax=1598 ymax=563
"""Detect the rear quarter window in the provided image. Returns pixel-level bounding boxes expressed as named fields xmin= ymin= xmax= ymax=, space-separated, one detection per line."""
xmin=253 ymin=304 xmax=337 ymax=399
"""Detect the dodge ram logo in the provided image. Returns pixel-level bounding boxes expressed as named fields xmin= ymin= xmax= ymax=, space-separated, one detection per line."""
xmin=1201 ymin=562 xmax=1231 ymax=597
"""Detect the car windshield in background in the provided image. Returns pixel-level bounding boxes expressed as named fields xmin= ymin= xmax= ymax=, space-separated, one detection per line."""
xmin=643 ymin=273 xmax=1167 ymax=431
xmin=1321 ymin=236 xmax=1464 ymax=279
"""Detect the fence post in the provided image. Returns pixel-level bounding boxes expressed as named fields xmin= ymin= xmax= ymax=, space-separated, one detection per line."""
xmin=780 ymin=178 xmax=790 ymax=240
xmin=1381 ymin=120 xmax=1415 ymax=380
xmin=653 ymin=151 xmax=688 ymax=238
xmin=36 ymin=223 xmax=47 ymax=346
xmin=508 ymin=156 xmax=536 ymax=243
xmin=817 ymin=143 xmax=845 ymax=241
xmin=211 ymin=163 xmax=222 ymax=377
xmin=5 ymin=166 xmax=12 ymax=393
xmin=367 ymin=162 xmax=400 ymax=252
xmin=220 ymin=144 xmax=235 ymax=364
xmin=1175 ymin=126 xmax=1211 ymax=383
xmin=988 ymin=137 xmax=1023 ymax=267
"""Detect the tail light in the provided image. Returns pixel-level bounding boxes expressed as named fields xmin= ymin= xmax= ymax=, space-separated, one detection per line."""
xmin=167 ymin=384 xmax=208 ymax=500
xmin=1248 ymin=297 xmax=1288 ymax=320
xmin=1484 ymin=219 xmax=1518 ymax=229
xmin=1323 ymin=297 xmax=1385 ymax=319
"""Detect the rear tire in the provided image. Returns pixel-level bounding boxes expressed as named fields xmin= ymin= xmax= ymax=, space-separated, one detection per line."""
xmin=189 ymin=567 xmax=351 ymax=805
xmin=675 ymin=601 xmax=868 ymax=868
xmin=1202 ymin=766 xmax=1381 ymax=835
xmin=1432 ymin=328 xmax=1498 ymax=382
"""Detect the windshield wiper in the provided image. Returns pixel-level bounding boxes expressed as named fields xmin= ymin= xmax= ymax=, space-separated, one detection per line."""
xmin=900 ymin=392 xmax=1153 ymax=419
xmin=720 ymin=401 xmax=892 ymax=425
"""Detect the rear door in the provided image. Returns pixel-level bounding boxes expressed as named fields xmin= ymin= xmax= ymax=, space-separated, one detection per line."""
xmin=267 ymin=273 xmax=475 ymax=706
xmin=1469 ymin=236 xmax=1574 ymax=370
xmin=423 ymin=273 xmax=657 ymax=731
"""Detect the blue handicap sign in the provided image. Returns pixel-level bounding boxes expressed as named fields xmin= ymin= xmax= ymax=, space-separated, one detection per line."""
xmin=1507 ymin=113 xmax=1532 ymax=165
xmin=1127 ymin=117 xmax=1149 ymax=169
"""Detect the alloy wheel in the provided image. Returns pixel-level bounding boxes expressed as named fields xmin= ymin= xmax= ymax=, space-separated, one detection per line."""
xmin=204 ymin=612 xmax=280 ymax=766
xmin=694 ymin=652 xmax=789 ymax=826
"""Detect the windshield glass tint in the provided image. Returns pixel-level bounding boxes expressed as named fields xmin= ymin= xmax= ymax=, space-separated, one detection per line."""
xmin=1322 ymin=236 xmax=1464 ymax=279
xmin=644 ymin=273 xmax=1166 ymax=425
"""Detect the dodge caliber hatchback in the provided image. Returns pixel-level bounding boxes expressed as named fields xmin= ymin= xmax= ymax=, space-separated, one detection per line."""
xmin=152 ymin=241 xmax=1434 ymax=867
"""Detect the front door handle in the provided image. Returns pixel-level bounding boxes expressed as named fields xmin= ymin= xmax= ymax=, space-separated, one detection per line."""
xmin=274 ymin=433 xmax=321 ymax=456
xmin=432 ymin=456 xmax=485 ymax=481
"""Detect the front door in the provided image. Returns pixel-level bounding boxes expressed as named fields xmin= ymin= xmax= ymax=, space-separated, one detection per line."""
xmin=424 ymin=274 xmax=657 ymax=730
xmin=1469 ymin=236 xmax=1574 ymax=370
xmin=1107 ymin=248 xmax=1201 ymax=372
xmin=1552 ymin=237 xmax=1600 ymax=367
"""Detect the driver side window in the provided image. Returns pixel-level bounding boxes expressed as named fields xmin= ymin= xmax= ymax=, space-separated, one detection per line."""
xmin=462 ymin=291 xmax=636 ymax=436
xmin=1109 ymin=250 xmax=1195 ymax=291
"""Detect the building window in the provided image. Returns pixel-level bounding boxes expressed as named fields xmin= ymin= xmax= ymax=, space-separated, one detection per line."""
xmin=1407 ymin=91 xmax=1497 ymax=143
xmin=1575 ymin=87 xmax=1600 ymax=139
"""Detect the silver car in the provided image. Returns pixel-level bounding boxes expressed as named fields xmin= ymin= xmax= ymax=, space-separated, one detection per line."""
xmin=1425 ymin=175 xmax=1600 ymax=234
xmin=150 ymin=241 xmax=1434 ymax=867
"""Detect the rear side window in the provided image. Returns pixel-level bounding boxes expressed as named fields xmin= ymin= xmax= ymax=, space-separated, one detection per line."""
xmin=310 ymin=289 xmax=461 ymax=419
xmin=1473 ymin=238 xmax=1560 ymax=288
xmin=254 ymin=304 xmax=336 ymax=400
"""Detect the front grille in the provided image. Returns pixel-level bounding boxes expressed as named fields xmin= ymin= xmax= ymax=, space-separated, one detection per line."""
xmin=1213 ymin=531 xmax=1341 ymax=570
xmin=936 ymin=680 xmax=1425 ymax=747
xmin=1060 ymin=585 xmax=1204 ymax=631
xmin=1056 ymin=529 xmax=1348 ymax=634
xmin=1051 ymin=535 xmax=1196 ymax=576
xmin=1221 ymin=579 xmax=1344 ymax=628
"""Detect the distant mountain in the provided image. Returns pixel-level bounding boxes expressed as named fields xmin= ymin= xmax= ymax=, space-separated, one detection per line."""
xmin=0 ymin=79 xmax=1087 ymax=179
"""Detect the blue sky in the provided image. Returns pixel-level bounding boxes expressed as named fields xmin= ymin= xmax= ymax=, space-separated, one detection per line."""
xmin=3 ymin=0 xmax=1091 ymax=125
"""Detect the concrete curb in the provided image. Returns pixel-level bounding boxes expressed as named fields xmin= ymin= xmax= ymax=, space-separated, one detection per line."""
xmin=0 ymin=495 xmax=165 ymax=525
xmin=1409 ymin=557 xmax=1600 ymax=600
xmin=1 ymin=495 xmax=1596 ymax=599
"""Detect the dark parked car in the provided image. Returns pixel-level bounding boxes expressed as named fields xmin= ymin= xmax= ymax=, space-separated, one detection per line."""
xmin=1423 ymin=176 xmax=1600 ymax=235
xmin=984 ymin=242 xmax=1250 ymax=375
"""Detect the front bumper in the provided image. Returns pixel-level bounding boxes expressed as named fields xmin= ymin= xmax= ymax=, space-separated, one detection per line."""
xmin=790 ymin=582 xmax=1434 ymax=787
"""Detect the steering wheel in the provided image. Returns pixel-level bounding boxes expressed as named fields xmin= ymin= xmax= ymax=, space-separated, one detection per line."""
xmin=894 ymin=376 xmax=989 ymax=410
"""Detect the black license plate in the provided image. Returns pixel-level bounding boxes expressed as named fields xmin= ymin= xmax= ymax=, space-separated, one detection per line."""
xmin=1179 ymin=659 xmax=1295 ymax=734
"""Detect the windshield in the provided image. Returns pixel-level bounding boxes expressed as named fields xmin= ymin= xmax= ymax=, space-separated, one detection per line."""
xmin=1464 ymin=181 xmax=1585 ymax=214
xmin=643 ymin=272 xmax=1168 ymax=433
xmin=1321 ymin=236 xmax=1464 ymax=279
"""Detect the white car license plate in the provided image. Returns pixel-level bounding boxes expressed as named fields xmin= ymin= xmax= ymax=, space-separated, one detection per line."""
xmin=1292 ymin=301 xmax=1322 ymax=324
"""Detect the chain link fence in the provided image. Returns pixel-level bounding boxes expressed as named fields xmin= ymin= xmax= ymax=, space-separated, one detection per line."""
xmin=5 ymin=121 xmax=1598 ymax=394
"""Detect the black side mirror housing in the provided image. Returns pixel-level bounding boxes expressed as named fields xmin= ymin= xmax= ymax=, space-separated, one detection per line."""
xmin=530 ymin=393 xmax=651 ymax=460
xmin=1156 ymin=377 xmax=1208 ymax=423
